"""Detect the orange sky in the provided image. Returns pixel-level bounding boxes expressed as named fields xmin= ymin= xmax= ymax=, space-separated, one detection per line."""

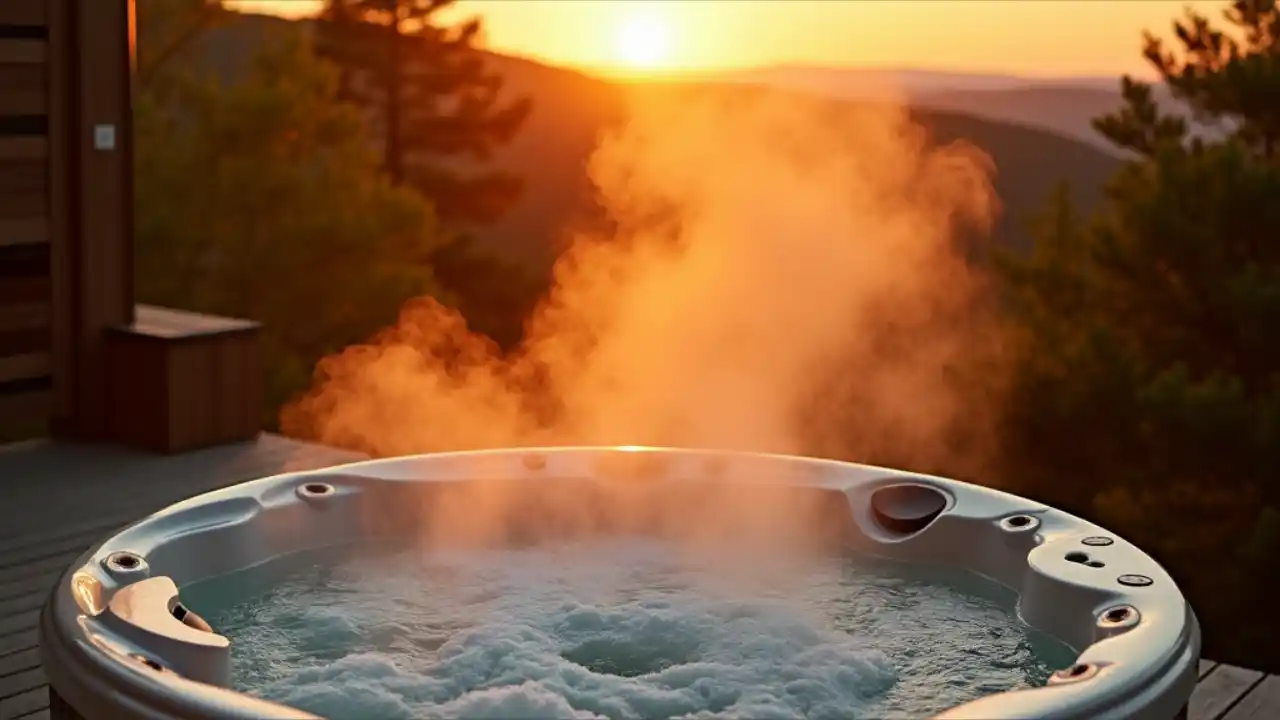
xmin=228 ymin=0 xmax=1221 ymax=79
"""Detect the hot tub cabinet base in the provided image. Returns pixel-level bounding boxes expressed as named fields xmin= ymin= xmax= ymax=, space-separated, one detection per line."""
xmin=39 ymin=447 xmax=1202 ymax=720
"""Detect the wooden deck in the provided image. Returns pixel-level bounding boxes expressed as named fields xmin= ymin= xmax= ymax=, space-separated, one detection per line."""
xmin=0 ymin=434 xmax=364 ymax=720
xmin=0 ymin=438 xmax=1276 ymax=720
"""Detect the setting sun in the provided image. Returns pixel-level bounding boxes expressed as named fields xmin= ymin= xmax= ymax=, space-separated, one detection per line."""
xmin=613 ymin=11 xmax=671 ymax=69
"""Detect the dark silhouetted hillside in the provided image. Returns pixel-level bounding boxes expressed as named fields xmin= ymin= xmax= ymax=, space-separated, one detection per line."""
xmin=700 ymin=65 xmax=1121 ymax=96
xmin=183 ymin=13 xmax=1122 ymax=273
xmin=915 ymin=86 xmax=1124 ymax=151
xmin=705 ymin=66 xmax=1223 ymax=155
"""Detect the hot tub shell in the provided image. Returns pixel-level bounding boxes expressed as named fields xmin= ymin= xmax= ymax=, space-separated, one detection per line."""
xmin=40 ymin=447 xmax=1200 ymax=720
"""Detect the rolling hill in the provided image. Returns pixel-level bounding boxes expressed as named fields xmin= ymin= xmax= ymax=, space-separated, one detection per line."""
xmin=706 ymin=65 xmax=1218 ymax=154
xmin=181 ymin=12 xmax=1125 ymax=272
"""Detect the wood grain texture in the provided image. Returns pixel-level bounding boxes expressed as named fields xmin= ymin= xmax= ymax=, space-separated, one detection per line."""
xmin=0 ymin=218 xmax=47 ymax=247
xmin=0 ymin=387 xmax=49 ymax=424
xmin=0 ymin=39 xmax=43 ymax=64
xmin=55 ymin=0 xmax=135 ymax=440
xmin=0 ymin=1 xmax=49 ymax=27
xmin=45 ymin=0 xmax=69 ymax=421
xmin=0 ymin=136 xmax=44 ymax=160
xmin=0 ymin=62 xmax=45 ymax=116
xmin=1190 ymin=664 xmax=1266 ymax=720
xmin=0 ymin=687 xmax=48 ymax=720
xmin=105 ymin=312 xmax=264 ymax=453
xmin=128 ymin=305 xmax=262 ymax=339
xmin=0 ymin=352 xmax=49 ymax=383
xmin=0 ymin=277 xmax=49 ymax=304
xmin=0 ymin=303 xmax=48 ymax=332
xmin=0 ymin=158 xmax=45 ymax=219
xmin=1224 ymin=674 xmax=1280 ymax=720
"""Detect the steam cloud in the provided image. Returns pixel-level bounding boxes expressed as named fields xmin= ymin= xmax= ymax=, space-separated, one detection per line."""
xmin=282 ymin=89 xmax=1004 ymax=479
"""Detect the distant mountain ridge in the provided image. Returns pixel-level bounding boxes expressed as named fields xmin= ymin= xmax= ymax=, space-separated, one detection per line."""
xmin=696 ymin=65 xmax=1126 ymax=95
xmin=185 ymin=13 xmax=1125 ymax=270
xmin=701 ymin=65 xmax=1215 ymax=153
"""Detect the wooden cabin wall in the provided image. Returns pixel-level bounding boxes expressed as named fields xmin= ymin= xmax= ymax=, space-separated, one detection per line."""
xmin=1 ymin=0 xmax=135 ymax=438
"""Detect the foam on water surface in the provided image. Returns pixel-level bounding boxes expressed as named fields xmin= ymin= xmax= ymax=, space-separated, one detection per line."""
xmin=181 ymin=538 xmax=1075 ymax=719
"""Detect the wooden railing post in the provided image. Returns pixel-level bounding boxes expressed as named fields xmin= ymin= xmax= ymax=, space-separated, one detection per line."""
xmin=47 ymin=0 xmax=136 ymax=440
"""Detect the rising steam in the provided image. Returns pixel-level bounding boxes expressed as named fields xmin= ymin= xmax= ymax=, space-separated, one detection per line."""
xmin=281 ymin=88 xmax=1004 ymax=479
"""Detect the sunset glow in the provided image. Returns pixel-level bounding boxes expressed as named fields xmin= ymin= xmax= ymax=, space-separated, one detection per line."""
xmin=228 ymin=0 xmax=1223 ymax=79
xmin=613 ymin=10 xmax=671 ymax=70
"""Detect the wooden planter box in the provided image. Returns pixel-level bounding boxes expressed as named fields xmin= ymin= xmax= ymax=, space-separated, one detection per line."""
xmin=105 ymin=305 xmax=263 ymax=453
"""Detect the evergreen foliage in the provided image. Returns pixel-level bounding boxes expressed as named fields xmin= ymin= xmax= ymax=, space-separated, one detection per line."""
xmin=315 ymin=0 xmax=532 ymax=224
xmin=997 ymin=0 xmax=1280 ymax=669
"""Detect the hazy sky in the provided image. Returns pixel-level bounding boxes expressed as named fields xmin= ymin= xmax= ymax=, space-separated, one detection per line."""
xmin=229 ymin=0 xmax=1221 ymax=78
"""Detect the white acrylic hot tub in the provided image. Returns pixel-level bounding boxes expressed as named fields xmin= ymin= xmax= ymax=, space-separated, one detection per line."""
xmin=40 ymin=447 xmax=1199 ymax=719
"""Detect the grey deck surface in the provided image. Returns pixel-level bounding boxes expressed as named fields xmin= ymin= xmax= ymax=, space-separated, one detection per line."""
xmin=0 ymin=434 xmax=365 ymax=720
xmin=0 ymin=439 xmax=1277 ymax=719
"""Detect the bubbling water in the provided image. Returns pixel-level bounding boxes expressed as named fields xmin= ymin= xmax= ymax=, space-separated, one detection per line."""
xmin=183 ymin=537 xmax=1074 ymax=719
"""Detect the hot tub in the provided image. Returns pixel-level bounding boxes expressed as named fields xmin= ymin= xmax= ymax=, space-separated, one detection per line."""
xmin=40 ymin=447 xmax=1199 ymax=720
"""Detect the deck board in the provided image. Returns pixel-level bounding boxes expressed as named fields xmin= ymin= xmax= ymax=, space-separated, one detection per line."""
xmin=1189 ymin=663 xmax=1268 ymax=720
xmin=0 ymin=434 xmax=363 ymax=720
xmin=1 ymin=435 xmax=1277 ymax=720
xmin=1223 ymin=674 xmax=1280 ymax=720
xmin=0 ymin=648 xmax=39 ymax=680
xmin=0 ymin=668 xmax=43 ymax=707
xmin=0 ymin=688 xmax=46 ymax=719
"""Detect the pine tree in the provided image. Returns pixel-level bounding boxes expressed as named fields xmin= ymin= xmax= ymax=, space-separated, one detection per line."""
xmin=134 ymin=0 xmax=227 ymax=93
xmin=315 ymin=0 xmax=532 ymax=224
xmin=134 ymin=19 xmax=449 ymax=418
xmin=996 ymin=0 xmax=1280 ymax=670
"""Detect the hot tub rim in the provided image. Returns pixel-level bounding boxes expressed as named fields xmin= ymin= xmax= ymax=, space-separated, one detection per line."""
xmin=39 ymin=446 xmax=1200 ymax=720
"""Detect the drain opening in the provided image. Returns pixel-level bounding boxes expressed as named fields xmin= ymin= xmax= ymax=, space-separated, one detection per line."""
xmin=1007 ymin=515 xmax=1032 ymax=528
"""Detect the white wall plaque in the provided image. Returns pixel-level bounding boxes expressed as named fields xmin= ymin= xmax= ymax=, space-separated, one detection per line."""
xmin=93 ymin=124 xmax=116 ymax=151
